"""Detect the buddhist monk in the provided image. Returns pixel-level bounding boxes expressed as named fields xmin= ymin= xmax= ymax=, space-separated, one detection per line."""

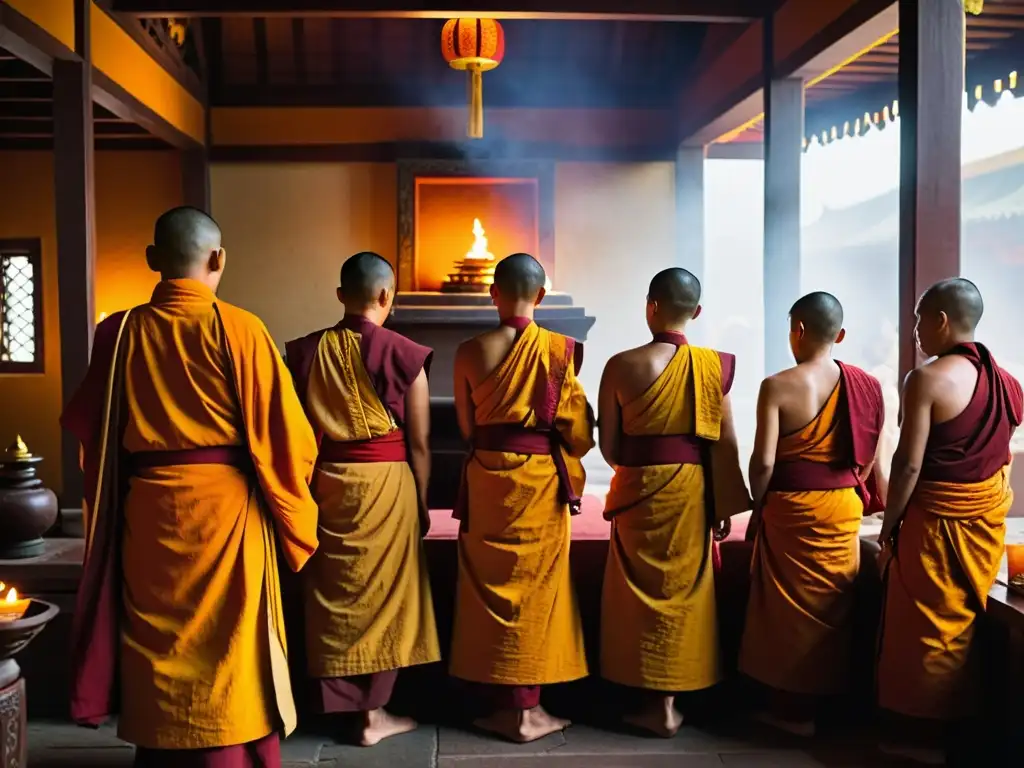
xmin=876 ymin=278 xmax=1022 ymax=763
xmin=61 ymin=207 xmax=320 ymax=768
xmin=285 ymin=252 xmax=440 ymax=747
xmin=598 ymin=267 xmax=750 ymax=738
xmin=739 ymin=292 xmax=884 ymax=737
xmin=449 ymin=253 xmax=594 ymax=743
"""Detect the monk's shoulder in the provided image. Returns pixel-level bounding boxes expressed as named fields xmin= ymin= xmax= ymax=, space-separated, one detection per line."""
xmin=287 ymin=325 xmax=332 ymax=348
xmin=215 ymin=301 xmax=277 ymax=350
xmin=95 ymin=310 xmax=130 ymax=341
xmin=763 ymin=365 xmax=800 ymax=388
xmin=602 ymin=345 xmax=644 ymax=387
xmin=841 ymin=361 xmax=884 ymax=397
xmin=904 ymin=358 xmax=952 ymax=401
xmin=284 ymin=325 xmax=333 ymax=367
xmin=376 ymin=324 xmax=431 ymax=359
xmin=454 ymin=330 xmax=492 ymax=370
xmin=608 ymin=343 xmax=650 ymax=368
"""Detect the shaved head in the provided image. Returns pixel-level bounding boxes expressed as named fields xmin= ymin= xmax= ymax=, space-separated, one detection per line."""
xmin=790 ymin=291 xmax=844 ymax=342
xmin=340 ymin=252 xmax=395 ymax=307
xmin=648 ymin=268 xmax=701 ymax=322
xmin=493 ymin=253 xmax=546 ymax=301
xmin=918 ymin=278 xmax=984 ymax=333
xmin=151 ymin=206 xmax=222 ymax=277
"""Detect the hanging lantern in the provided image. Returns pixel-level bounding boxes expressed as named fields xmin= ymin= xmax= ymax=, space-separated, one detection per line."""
xmin=441 ymin=18 xmax=505 ymax=139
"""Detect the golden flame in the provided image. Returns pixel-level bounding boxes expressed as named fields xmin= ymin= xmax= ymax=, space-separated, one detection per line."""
xmin=97 ymin=312 xmax=108 ymax=323
xmin=5 ymin=588 xmax=18 ymax=603
xmin=464 ymin=218 xmax=494 ymax=261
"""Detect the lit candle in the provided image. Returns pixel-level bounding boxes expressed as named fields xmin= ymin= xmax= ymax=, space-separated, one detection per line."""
xmin=0 ymin=586 xmax=30 ymax=622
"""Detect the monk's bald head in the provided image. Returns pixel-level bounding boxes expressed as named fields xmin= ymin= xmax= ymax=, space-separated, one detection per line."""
xmin=648 ymin=268 xmax=701 ymax=323
xmin=492 ymin=253 xmax=546 ymax=301
xmin=148 ymin=206 xmax=222 ymax=278
xmin=917 ymin=278 xmax=984 ymax=334
xmin=339 ymin=252 xmax=395 ymax=308
xmin=790 ymin=291 xmax=844 ymax=343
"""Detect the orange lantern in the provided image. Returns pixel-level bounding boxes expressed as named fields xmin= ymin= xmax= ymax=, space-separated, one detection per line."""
xmin=441 ymin=18 xmax=505 ymax=139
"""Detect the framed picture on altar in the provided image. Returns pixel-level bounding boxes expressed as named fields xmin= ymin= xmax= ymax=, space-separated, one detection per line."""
xmin=396 ymin=159 xmax=555 ymax=293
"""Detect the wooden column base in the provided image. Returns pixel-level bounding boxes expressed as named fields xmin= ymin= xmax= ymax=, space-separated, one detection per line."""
xmin=0 ymin=677 xmax=27 ymax=767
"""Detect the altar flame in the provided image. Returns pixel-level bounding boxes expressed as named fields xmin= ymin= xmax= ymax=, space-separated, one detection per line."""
xmin=465 ymin=218 xmax=494 ymax=261
xmin=464 ymin=218 xmax=553 ymax=291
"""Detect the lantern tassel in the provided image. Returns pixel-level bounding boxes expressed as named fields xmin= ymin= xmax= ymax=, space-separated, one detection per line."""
xmin=468 ymin=64 xmax=484 ymax=139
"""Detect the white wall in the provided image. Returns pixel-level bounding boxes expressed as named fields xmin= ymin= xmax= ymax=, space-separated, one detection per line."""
xmin=555 ymin=162 xmax=678 ymax=489
xmin=212 ymin=163 xmax=397 ymax=346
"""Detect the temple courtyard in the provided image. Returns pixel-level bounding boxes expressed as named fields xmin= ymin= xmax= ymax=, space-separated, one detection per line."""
xmin=27 ymin=719 xmax=912 ymax=767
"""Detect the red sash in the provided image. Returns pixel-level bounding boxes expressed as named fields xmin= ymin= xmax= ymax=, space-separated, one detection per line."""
xmin=617 ymin=434 xmax=704 ymax=467
xmin=129 ymin=446 xmax=250 ymax=473
xmin=318 ymin=431 xmax=407 ymax=463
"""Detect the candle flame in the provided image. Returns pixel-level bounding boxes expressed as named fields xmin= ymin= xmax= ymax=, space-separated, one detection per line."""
xmin=5 ymin=588 xmax=18 ymax=603
xmin=98 ymin=312 xmax=108 ymax=323
xmin=465 ymin=218 xmax=494 ymax=261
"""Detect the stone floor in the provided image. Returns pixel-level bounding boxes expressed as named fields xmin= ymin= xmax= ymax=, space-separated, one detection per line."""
xmin=27 ymin=719 xmax=920 ymax=767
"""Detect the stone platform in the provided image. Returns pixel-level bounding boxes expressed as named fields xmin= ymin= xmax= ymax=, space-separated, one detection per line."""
xmin=26 ymin=718 xmax=915 ymax=767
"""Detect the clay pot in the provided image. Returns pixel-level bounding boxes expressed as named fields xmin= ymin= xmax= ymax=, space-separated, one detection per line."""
xmin=0 ymin=437 xmax=58 ymax=559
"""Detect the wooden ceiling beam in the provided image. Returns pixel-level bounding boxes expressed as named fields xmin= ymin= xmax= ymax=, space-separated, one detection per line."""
xmin=0 ymin=101 xmax=51 ymax=118
xmin=982 ymin=4 xmax=1024 ymax=16
xmin=967 ymin=16 xmax=1024 ymax=29
xmin=110 ymin=0 xmax=759 ymax=22
xmin=965 ymin=29 xmax=1017 ymax=39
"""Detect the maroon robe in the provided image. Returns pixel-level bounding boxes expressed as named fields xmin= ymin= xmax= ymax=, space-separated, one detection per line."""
xmin=285 ymin=314 xmax=432 ymax=713
xmin=767 ymin=361 xmax=886 ymax=511
xmin=920 ymin=342 xmax=1023 ymax=483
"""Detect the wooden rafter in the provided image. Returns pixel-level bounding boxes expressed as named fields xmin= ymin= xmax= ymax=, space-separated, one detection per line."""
xmin=110 ymin=0 xmax=758 ymax=22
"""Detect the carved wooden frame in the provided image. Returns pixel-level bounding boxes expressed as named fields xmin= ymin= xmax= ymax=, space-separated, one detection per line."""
xmin=0 ymin=238 xmax=44 ymax=375
xmin=396 ymin=159 xmax=555 ymax=292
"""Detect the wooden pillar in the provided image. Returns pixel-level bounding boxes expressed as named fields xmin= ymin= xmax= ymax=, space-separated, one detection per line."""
xmin=675 ymin=144 xmax=705 ymax=286
xmin=53 ymin=0 xmax=94 ymax=513
xmin=181 ymin=146 xmax=210 ymax=212
xmin=897 ymin=0 xmax=964 ymax=381
xmin=763 ymin=58 xmax=804 ymax=375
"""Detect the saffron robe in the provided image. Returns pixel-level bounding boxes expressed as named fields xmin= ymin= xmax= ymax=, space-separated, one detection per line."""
xmin=284 ymin=317 xmax=440 ymax=696
xmin=600 ymin=338 xmax=740 ymax=692
xmin=449 ymin=322 xmax=593 ymax=687
xmin=739 ymin=363 xmax=884 ymax=696
xmin=877 ymin=343 xmax=1023 ymax=721
xmin=62 ymin=279 xmax=319 ymax=752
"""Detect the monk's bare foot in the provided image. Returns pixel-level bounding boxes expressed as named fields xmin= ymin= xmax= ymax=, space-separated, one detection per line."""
xmin=358 ymin=708 xmax=418 ymax=747
xmin=753 ymin=710 xmax=815 ymax=738
xmin=623 ymin=696 xmax=683 ymax=738
xmin=474 ymin=706 xmax=570 ymax=743
xmin=878 ymin=742 xmax=946 ymax=765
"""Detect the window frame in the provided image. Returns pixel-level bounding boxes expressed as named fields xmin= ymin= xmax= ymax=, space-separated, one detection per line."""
xmin=0 ymin=238 xmax=44 ymax=374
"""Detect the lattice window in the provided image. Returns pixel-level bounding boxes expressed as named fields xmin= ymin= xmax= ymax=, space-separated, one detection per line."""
xmin=0 ymin=240 xmax=43 ymax=373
